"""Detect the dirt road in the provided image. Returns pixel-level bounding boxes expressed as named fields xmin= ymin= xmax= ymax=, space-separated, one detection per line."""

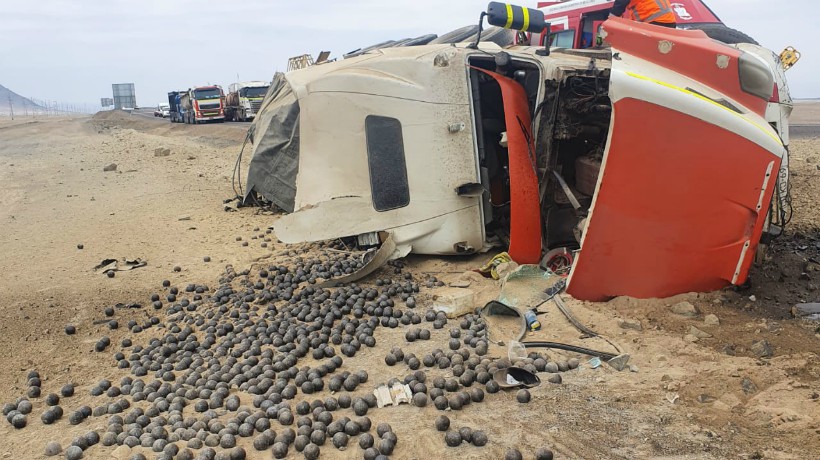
xmin=0 ymin=111 xmax=817 ymax=459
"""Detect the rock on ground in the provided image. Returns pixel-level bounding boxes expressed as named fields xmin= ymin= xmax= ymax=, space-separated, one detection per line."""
xmin=751 ymin=339 xmax=774 ymax=358
xmin=671 ymin=301 xmax=698 ymax=317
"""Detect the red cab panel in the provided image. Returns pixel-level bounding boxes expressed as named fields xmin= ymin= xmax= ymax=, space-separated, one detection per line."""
xmin=567 ymin=98 xmax=779 ymax=301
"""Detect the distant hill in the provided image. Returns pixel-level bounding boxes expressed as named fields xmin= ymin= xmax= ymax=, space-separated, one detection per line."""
xmin=0 ymin=84 xmax=42 ymax=112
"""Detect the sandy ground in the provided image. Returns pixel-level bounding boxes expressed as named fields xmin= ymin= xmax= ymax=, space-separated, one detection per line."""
xmin=791 ymin=100 xmax=820 ymax=126
xmin=0 ymin=111 xmax=817 ymax=460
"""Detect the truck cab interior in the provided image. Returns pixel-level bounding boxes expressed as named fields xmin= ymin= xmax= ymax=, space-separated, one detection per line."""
xmin=467 ymin=50 xmax=612 ymax=266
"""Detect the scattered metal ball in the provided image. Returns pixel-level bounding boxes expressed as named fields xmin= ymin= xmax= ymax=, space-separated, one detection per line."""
xmin=444 ymin=431 xmax=462 ymax=447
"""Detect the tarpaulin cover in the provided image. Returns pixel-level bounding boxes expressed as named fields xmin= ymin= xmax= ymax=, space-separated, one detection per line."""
xmin=244 ymin=72 xmax=300 ymax=212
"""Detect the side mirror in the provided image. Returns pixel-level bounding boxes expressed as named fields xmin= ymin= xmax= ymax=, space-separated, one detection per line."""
xmin=486 ymin=2 xmax=547 ymax=34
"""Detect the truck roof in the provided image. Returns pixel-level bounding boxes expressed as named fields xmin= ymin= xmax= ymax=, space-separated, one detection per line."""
xmin=233 ymin=81 xmax=270 ymax=88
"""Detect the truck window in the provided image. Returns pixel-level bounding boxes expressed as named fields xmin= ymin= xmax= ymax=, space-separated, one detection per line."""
xmin=365 ymin=116 xmax=410 ymax=212
xmin=550 ymin=29 xmax=575 ymax=48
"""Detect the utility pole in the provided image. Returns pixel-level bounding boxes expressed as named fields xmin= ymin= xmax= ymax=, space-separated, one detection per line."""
xmin=8 ymin=94 xmax=13 ymax=120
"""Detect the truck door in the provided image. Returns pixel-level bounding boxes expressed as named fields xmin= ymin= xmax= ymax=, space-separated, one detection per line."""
xmin=566 ymin=19 xmax=786 ymax=301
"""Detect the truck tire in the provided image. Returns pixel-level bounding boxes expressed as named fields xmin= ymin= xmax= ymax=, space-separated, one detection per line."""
xmin=402 ymin=34 xmax=437 ymax=46
xmin=460 ymin=26 xmax=515 ymax=47
xmin=686 ymin=24 xmax=758 ymax=45
xmin=429 ymin=25 xmax=480 ymax=44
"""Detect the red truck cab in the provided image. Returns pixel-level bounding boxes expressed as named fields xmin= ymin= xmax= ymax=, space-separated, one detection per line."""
xmin=534 ymin=0 xmax=732 ymax=49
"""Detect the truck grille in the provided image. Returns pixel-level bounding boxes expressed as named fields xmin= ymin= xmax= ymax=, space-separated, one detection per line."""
xmin=199 ymin=102 xmax=220 ymax=110
xmin=250 ymin=100 xmax=262 ymax=112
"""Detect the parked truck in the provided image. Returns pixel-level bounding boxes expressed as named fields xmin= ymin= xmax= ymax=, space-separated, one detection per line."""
xmin=167 ymin=91 xmax=184 ymax=122
xmin=179 ymin=85 xmax=225 ymax=124
xmin=224 ymin=81 xmax=269 ymax=122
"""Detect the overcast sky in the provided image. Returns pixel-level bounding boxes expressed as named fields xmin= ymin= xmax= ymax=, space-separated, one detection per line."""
xmin=1 ymin=0 xmax=815 ymax=109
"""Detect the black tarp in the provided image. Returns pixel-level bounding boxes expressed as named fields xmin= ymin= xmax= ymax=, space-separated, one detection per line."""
xmin=243 ymin=73 xmax=300 ymax=212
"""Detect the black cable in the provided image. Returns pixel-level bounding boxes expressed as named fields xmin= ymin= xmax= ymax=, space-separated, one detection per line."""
xmin=231 ymin=129 xmax=252 ymax=198
xmin=521 ymin=341 xmax=617 ymax=360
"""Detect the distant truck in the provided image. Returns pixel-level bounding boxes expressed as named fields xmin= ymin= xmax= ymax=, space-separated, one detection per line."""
xmin=224 ymin=81 xmax=270 ymax=122
xmin=167 ymin=91 xmax=184 ymax=123
xmin=177 ymin=86 xmax=226 ymax=124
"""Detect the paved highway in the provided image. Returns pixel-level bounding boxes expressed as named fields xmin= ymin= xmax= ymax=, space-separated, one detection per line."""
xmin=130 ymin=108 xmax=249 ymax=129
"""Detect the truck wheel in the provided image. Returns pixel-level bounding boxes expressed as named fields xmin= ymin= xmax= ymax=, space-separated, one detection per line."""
xmin=429 ymin=25 xmax=480 ymax=44
xmin=460 ymin=26 xmax=514 ymax=46
xmin=686 ymin=24 xmax=759 ymax=45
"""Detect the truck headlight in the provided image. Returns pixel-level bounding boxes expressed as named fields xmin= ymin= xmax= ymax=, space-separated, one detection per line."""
xmin=739 ymin=52 xmax=774 ymax=100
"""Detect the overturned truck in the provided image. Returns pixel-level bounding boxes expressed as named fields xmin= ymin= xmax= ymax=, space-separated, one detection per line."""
xmin=244 ymin=13 xmax=792 ymax=302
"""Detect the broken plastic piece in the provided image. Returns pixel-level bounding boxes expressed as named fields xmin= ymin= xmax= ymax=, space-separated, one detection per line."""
xmin=374 ymin=383 xmax=413 ymax=408
xmin=492 ymin=366 xmax=541 ymax=389
xmin=607 ymin=353 xmax=631 ymax=371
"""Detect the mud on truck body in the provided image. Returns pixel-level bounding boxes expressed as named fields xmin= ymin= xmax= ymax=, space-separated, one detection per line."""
xmin=243 ymin=7 xmax=791 ymax=302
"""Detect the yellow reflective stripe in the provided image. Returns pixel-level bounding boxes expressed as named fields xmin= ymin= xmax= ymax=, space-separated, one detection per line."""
xmin=505 ymin=4 xmax=514 ymax=29
xmin=625 ymin=71 xmax=782 ymax=145
xmin=522 ymin=7 xmax=530 ymax=32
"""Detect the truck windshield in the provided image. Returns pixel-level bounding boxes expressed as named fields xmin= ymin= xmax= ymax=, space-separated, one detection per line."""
xmin=194 ymin=88 xmax=221 ymax=100
xmin=241 ymin=87 xmax=269 ymax=98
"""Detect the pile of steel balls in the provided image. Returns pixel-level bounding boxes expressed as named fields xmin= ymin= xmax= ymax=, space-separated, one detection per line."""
xmin=2 ymin=250 xmax=569 ymax=459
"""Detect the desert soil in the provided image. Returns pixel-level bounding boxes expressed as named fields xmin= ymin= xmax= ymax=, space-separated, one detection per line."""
xmin=0 ymin=107 xmax=818 ymax=460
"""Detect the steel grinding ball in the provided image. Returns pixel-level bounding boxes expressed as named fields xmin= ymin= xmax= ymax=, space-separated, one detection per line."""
xmin=271 ymin=442 xmax=288 ymax=459
xmin=412 ymin=392 xmax=428 ymax=407
xmin=41 ymin=408 xmax=58 ymax=424
xmin=378 ymin=438 xmax=395 ymax=455
xmin=516 ymin=389 xmax=531 ymax=403
xmin=64 ymin=445 xmax=83 ymax=460
xmin=458 ymin=427 xmax=473 ymax=443
xmin=303 ymin=443 xmax=320 ymax=460
xmin=11 ymin=413 xmax=26 ymax=428
xmin=376 ymin=423 xmax=392 ymax=438
xmin=535 ymin=447 xmax=555 ymax=460
xmin=444 ymin=431 xmax=462 ymax=447
xmin=294 ymin=435 xmax=310 ymax=452
xmin=505 ymin=448 xmax=524 ymax=460
xmin=252 ymin=435 xmax=269 ymax=451
xmin=435 ymin=415 xmax=450 ymax=432
xmin=76 ymin=244 xmax=83 ymax=250
xmin=358 ymin=433 xmax=374 ymax=449
xmin=44 ymin=441 xmax=62 ymax=456
xmin=332 ymin=431 xmax=348 ymax=449
xmin=384 ymin=353 xmax=397 ymax=366
xmin=472 ymin=430 xmax=488 ymax=447
xmin=448 ymin=395 xmax=463 ymax=410
xmin=357 ymin=416 xmax=372 ymax=432
xmin=17 ymin=400 xmax=32 ymax=414
xmin=486 ymin=380 xmax=500 ymax=394
xmin=353 ymin=399 xmax=368 ymax=416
